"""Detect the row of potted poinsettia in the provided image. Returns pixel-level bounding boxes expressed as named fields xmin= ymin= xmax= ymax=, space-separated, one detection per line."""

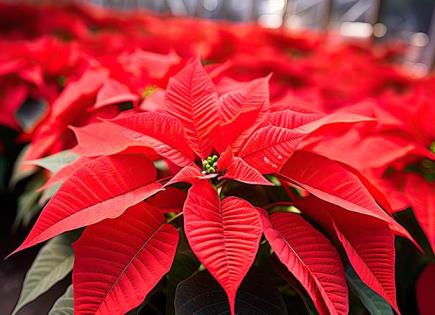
xmin=1 ymin=2 xmax=434 ymax=315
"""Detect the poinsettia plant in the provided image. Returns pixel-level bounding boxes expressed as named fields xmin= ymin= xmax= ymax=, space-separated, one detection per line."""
xmin=3 ymin=2 xmax=435 ymax=315
xmin=9 ymin=58 xmax=418 ymax=315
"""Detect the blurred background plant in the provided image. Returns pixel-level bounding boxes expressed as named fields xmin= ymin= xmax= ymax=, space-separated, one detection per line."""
xmin=88 ymin=0 xmax=435 ymax=73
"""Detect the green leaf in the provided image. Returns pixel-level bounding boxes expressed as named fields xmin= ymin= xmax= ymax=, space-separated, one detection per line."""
xmin=12 ymin=234 xmax=77 ymax=315
xmin=28 ymin=150 xmax=78 ymax=173
xmin=175 ymin=268 xmax=287 ymax=315
xmin=14 ymin=175 xmax=44 ymax=229
xmin=9 ymin=145 xmax=36 ymax=187
xmin=48 ymin=285 xmax=74 ymax=315
xmin=346 ymin=266 xmax=394 ymax=315
xmin=39 ymin=182 xmax=61 ymax=206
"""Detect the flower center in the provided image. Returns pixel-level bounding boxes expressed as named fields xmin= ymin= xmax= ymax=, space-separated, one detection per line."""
xmin=57 ymin=75 xmax=66 ymax=88
xmin=430 ymin=141 xmax=435 ymax=154
xmin=142 ymin=85 xmax=157 ymax=98
xmin=202 ymin=154 xmax=218 ymax=174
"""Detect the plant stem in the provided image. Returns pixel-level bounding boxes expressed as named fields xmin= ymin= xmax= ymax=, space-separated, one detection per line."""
xmin=167 ymin=211 xmax=183 ymax=224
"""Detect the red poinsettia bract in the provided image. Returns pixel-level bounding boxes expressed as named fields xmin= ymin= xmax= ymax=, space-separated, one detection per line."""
xmin=307 ymin=77 xmax=435 ymax=254
xmin=13 ymin=59 xmax=411 ymax=315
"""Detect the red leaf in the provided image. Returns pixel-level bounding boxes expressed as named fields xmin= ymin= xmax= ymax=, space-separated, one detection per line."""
xmin=205 ymin=60 xmax=232 ymax=79
xmin=164 ymin=165 xmax=215 ymax=187
xmin=339 ymin=163 xmax=394 ymax=215
xmin=51 ymin=68 xmax=109 ymax=119
xmin=259 ymin=210 xmax=348 ymax=315
xmin=417 ymin=264 xmax=435 ymax=315
xmin=213 ymin=76 xmax=270 ymax=152
xmin=24 ymin=124 xmax=63 ymax=161
xmin=296 ymin=197 xmax=399 ymax=313
xmin=366 ymin=171 xmax=410 ymax=213
xmin=309 ymin=130 xmax=417 ymax=170
xmin=294 ymin=112 xmax=374 ymax=134
xmin=165 ymin=58 xmax=219 ymax=158
xmin=213 ymin=109 xmax=263 ymax=153
xmin=218 ymin=76 xmax=270 ymax=122
xmin=184 ymin=181 xmax=262 ymax=315
xmin=220 ymin=157 xmax=273 ymax=186
xmin=12 ymin=154 xmax=162 ymax=254
xmin=24 ymin=68 xmax=110 ymax=160
xmin=119 ymin=49 xmax=180 ymax=79
xmin=94 ymin=79 xmax=138 ymax=109
xmin=216 ymin=146 xmax=234 ymax=171
xmin=18 ymin=64 xmax=43 ymax=87
xmin=279 ymin=150 xmax=409 ymax=236
xmin=147 ymin=187 xmax=186 ymax=214
xmin=269 ymin=111 xmax=372 ymax=135
xmin=38 ymin=156 xmax=94 ymax=192
xmin=71 ymin=122 xmax=146 ymax=157
xmin=333 ymin=219 xmax=399 ymax=313
xmin=269 ymin=109 xmax=324 ymax=129
xmin=73 ymin=202 xmax=179 ymax=315
xmin=405 ymin=174 xmax=435 ymax=254
xmin=239 ymin=126 xmax=304 ymax=174
xmin=111 ymin=111 xmax=195 ymax=166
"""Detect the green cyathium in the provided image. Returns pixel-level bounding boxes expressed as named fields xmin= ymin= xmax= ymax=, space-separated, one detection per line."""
xmin=202 ymin=155 xmax=218 ymax=174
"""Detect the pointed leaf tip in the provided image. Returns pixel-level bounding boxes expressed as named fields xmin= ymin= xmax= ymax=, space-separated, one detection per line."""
xmin=73 ymin=203 xmax=179 ymax=315
xmin=183 ymin=181 xmax=262 ymax=314
xmin=165 ymin=57 xmax=219 ymax=158
xmin=14 ymin=154 xmax=161 ymax=254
